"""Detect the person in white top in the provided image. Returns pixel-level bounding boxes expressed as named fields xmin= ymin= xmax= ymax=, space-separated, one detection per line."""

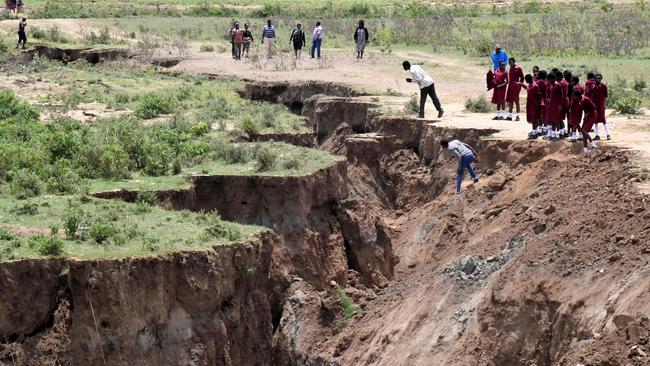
xmin=440 ymin=139 xmax=479 ymax=194
xmin=403 ymin=60 xmax=444 ymax=119
xmin=311 ymin=21 xmax=323 ymax=59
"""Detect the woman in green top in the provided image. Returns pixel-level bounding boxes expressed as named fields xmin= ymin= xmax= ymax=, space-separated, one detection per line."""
xmin=289 ymin=23 xmax=306 ymax=59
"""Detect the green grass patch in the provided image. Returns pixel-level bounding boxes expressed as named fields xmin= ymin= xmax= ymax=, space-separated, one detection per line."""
xmin=0 ymin=194 xmax=262 ymax=260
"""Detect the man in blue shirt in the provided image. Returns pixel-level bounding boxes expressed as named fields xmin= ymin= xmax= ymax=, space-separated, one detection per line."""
xmin=261 ymin=19 xmax=276 ymax=59
xmin=491 ymin=44 xmax=508 ymax=70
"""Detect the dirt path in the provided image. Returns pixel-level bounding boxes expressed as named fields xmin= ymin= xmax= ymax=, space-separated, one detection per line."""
xmin=0 ymin=18 xmax=98 ymax=40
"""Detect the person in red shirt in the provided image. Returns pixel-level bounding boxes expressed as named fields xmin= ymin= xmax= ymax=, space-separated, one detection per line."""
xmin=535 ymin=70 xmax=548 ymax=136
xmin=231 ymin=23 xmax=244 ymax=60
xmin=491 ymin=61 xmax=508 ymax=120
xmin=545 ymin=73 xmax=564 ymax=140
xmin=590 ymin=73 xmax=610 ymax=140
xmin=573 ymin=90 xmax=599 ymax=153
xmin=555 ymin=70 xmax=570 ymax=138
xmin=532 ymin=66 xmax=540 ymax=81
xmin=568 ymin=76 xmax=584 ymax=142
xmin=505 ymin=57 xmax=524 ymax=121
xmin=519 ymin=74 xmax=542 ymax=139
xmin=584 ymin=72 xmax=595 ymax=97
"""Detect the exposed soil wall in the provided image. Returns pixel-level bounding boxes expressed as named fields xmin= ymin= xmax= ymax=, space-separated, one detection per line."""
xmin=26 ymin=45 xmax=132 ymax=64
xmin=0 ymin=232 xmax=277 ymax=366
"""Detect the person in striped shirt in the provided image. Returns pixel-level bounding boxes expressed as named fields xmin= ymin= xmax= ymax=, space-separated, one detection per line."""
xmin=440 ymin=139 xmax=479 ymax=194
xmin=261 ymin=19 xmax=276 ymax=59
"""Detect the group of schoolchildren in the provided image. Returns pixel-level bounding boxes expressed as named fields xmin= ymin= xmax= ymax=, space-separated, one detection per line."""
xmin=489 ymin=54 xmax=609 ymax=154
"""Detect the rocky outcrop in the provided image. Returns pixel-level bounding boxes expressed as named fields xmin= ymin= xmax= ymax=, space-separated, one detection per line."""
xmin=0 ymin=233 xmax=277 ymax=366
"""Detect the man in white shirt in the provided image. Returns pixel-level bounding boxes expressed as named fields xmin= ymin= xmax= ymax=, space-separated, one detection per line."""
xmin=403 ymin=60 xmax=444 ymax=119
xmin=311 ymin=21 xmax=323 ymax=59
xmin=440 ymin=139 xmax=479 ymax=194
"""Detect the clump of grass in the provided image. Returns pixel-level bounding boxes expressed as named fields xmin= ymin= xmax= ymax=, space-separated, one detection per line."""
xmin=613 ymin=94 xmax=642 ymax=115
xmin=134 ymin=93 xmax=174 ymax=119
xmin=403 ymin=94 xmax=419 ymax=115
xmin=255 ymin=146 xmax=277 ymax=171
xmin=282 ymin=156 xmax=302 ymax=170
xmin=200 ymin=44 xmax=215 ymax=52
xmin=0 ymin=228 xmax=16 ymax=241
xmin=219 ymin=143 xmax=251 ymax=164
xmin=10 ymin=201 xmax=39 ymax=216
xmin=338 ymin=286 xmax=360 ymax=318
xmin=89 ymin=221 xmax=118 ymax=244
xmin=135 ymin=191 xmax=159 ymax=206
xmin=239 ymin=115 xmax=261 ymax=136
xmin=202 ymin=213 xmax=242 ymax=241
xmin=464 ymin=95 xmax=491 ymax=113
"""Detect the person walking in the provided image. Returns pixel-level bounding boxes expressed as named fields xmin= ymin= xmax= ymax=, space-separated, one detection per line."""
xmin=289 ymin=23 xmax=306 ymax=59
xmin=242 ymin=23 xmax=253 ymax=58
xmin=231 ymin=23 xmax=243 ymax=60
xmin=490 ymin=44 xmax=508 ymax=70
xmin=403 ymin=60 xmax=444 ymax=119
xmin=261 ymin=19 xmax=276 ymax=59
xmin=228 ymin=21 xmax=236 ymax=59
xmin=310 ymin=21 xmax=323 ymax=59
xmin=440 ymin=139 xmax=479 ymax=194
xmin=354 ymin=20 xmax=369 ymax=59
xmin=16 ymin=17 xmax=27 ymax=49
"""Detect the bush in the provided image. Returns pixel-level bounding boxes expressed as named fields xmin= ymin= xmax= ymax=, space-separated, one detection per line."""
xmin=338 ymin=286 xmax=360 ymax=318
xmin=203 ymin=213 xmax=243 ymax=241
xmin=0 ymin=228 xmax=16 ymax=241
xmin=100 ymin=144 xmax=131 ymax=179
xmin=62 ymin=206 xmax=86 ymax=240
xmin=613 ymin=93 xmax=643 ymax=114
xmin=239 ymin=115 xmax=260 ymax=136
xmin=46 ymin=159 xmax=81 ymax=194
xmin=89 ymin=222 xmax=118 ymax=244
xmin=134 ymin=94 xmax=174 ymax=119
xmin=220 ymin=144 xmax=250 ymax=164
xmin=136 ymin=191 xmax=159 ymax=206
xmin=34 ymin=235 xmax=64 ymax=257
xmin=282 ymin=156 xmax=302 ymax=170
xmin=10 ymin=169 xmax=43 ymax=199
xmin=191 ymin=122 xmax=210 ymax=136
xmin=464 ymin=95 xmax=492 ymax=113
xmin=403 ymin=94 xmax=420 ymax=115
xmin=255 ymin=146 xmax=277 ymax=171
xmin=0 ymin=88 xmax=40 ymax=121
xmin=10 ymin=201 xmax=39 ymax=216
xmin=199 ymin=44 xmax=215 ymax=52
xmin=633 ymin=78 xmax=647 ymax=93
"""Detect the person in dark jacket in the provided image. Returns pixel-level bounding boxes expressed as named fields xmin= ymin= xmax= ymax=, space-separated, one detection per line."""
xmin=289 ymin=23 xmax=306 ymax=59
xmin=16 ymin=17 xmax=27 ymax=49
xmin=354 ymin=20 xmax=369 ymax=59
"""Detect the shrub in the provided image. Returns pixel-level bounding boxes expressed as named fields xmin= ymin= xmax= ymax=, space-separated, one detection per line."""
xmin=62 ymin=206 xmax=86 ymax=240
xmin=134 ymin=93 xmax=174 ymax=119
xmin=464 ymin=95 xmax=492 ymax=113
xmin=11 ymin=201 xmax=38 ymax=216
xmin=403 ymin=94 xmax=420 ymax=115
xmin=0 ymin=88 xmax=40 ymax=121
xmin=239 ymin=115 xmax=260 ymax=136
xmin=136 ymin=191 xmax=159 ymax=206
xmin=100 ymin=144 xmax=131 ymax=179
xmin=199 ymin=44 xmax=215 ymax=52
xmin=142 ymin=141 xmax=172 ymax=176
xmin=84 ymin=27 xmax=112 ymax=45
xmin=255 ymin=146 xmax=277 ymax=171
xmin=0 ymin=228 xmax=15 ymax=241
xmin=203 ymin=213 xmax=242 ymax=241
xmin=191 ymin=122 xmax=210 ymax=136
xmin=220 ymin=144 xmax=250 ymax=164
xmin=46 ymin=159 xmax=81 ymax=194
xmin=10 ymin=169 xmax=43 ymax=199
xmin=34 ymin=235 xmax=64 ymax=257
xmin=613 ymin=93 xmax=642 ymax=115
xmin=338 ymin=286 xmax=360 ymax=318
xmin=89 ymin=222 xmax=118 ymax=244
xmin=633 ymin=78 xmax=647 ymax=93
xmin=282 ymin=156 xmax=302 ymax=170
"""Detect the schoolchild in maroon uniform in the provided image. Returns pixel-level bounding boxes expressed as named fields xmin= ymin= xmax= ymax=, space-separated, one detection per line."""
xmin=584 ymin=72 xmax=595 ymax=97
xmin=505 ymin=57 xmax=524 ymax=121
xmin=532 ymin=66 xmax=540 ymax=81
xmin=555 ymin=70 xmax=570 ymax=137
xmin=535 ymin=70 xmax=549 ymax=136
xmin=567 ymin=76 xmax=584 ymax=141
xmin=590 ymin=74 xmax=610 ymax=140
xmin=491 ymin=61 xmax=508 ymax=120
xmin=573 ymin=90 xmax=599 ymax=153
xmin=545 ymin=73 xmax=564 ymax=140
xmin=519 ymin=74 xmax=543 ymax=139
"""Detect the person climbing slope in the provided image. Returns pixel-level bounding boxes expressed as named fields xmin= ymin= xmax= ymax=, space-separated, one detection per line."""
xmin=440 ymin=139 xmax=479 ymax=194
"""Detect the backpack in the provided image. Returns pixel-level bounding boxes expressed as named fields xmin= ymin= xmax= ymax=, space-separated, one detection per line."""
xmin=292 ymin=29 xmax=303 ymax=41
